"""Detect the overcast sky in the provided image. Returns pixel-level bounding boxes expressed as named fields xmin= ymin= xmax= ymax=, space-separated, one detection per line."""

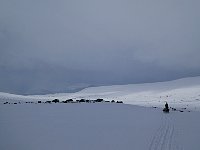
xmin=0 ymin=0 xmax=200 ymax=94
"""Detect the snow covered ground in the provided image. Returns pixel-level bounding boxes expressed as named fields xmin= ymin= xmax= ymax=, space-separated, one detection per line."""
xmin=1 ymin=103 xmax=200 ymax=150
xmin=1 ymin=76 xmax=200 ymax=150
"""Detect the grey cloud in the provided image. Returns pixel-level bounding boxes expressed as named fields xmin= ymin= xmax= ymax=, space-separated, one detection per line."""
xmin=0 ymin=0 xmax=200 ymax=94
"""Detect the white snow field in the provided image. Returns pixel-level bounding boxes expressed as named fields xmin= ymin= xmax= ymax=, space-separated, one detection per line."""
xmin=1 ymin=76 xmax=200 ymax=150
xmin=1 ymin=103 xmax=200 ymax=150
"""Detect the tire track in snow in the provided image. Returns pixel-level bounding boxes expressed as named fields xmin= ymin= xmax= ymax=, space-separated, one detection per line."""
xmin=149 ymin=115 xmax=177 ymax=150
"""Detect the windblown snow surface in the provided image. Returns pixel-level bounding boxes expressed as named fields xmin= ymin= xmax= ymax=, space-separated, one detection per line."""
xmin=1 ymin=76 xmax=200 ymax=150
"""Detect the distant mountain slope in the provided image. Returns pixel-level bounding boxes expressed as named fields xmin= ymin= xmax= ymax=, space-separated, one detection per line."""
xmin=70 ymin=76 xmax=200 ymax=110
xmin=1 ymin=76 xmax=200 ymax=110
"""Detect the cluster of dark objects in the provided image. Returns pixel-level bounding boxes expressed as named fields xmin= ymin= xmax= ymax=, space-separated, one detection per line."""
xmin=3 ymin=101 xmax=34 ymax=105
xmin=170 ymin=107 xmax=190 ymax=112
xmin=44 ymin=99 xmax=123 ymax=104
xmin=3 ymin=99 xmax=123 ymax=105
xmin=152 ymin=106 xmax=190 ymax=113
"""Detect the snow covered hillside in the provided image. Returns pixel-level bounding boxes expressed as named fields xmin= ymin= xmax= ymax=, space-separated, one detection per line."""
xmin=1 ymin=76 xmax=200 ymax=110
xmin=73 ymin=76 xmax=200 ymax=110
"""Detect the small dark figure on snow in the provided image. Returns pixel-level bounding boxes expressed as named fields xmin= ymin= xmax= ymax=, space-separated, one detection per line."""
xmin=165 ymin=102 xmax=169 ymax=110
xmin=163 ymin=102 xmax=169 ymax=113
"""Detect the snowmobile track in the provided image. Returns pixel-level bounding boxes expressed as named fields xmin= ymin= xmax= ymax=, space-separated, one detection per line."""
xmin=149 ymin=115 xmax=180 ymax=150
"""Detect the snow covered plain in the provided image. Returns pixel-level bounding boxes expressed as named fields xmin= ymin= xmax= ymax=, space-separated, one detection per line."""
xmin=1 ymin=103 xmax=200 ymax=150
xmin=1 ymin=76 xmax=200 ymax=150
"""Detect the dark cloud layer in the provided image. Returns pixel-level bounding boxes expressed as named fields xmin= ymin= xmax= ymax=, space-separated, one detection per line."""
xmin=0 ymin=0 xmax=200 ymax=94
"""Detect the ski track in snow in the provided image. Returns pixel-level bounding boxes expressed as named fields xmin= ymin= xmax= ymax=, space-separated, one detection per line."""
xmin=149 ymin=115 xmax=183 ymax=150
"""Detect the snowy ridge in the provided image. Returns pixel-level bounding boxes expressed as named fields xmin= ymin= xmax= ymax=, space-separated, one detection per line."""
xmin=1 ymin=76 xmax=200 ymax=110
